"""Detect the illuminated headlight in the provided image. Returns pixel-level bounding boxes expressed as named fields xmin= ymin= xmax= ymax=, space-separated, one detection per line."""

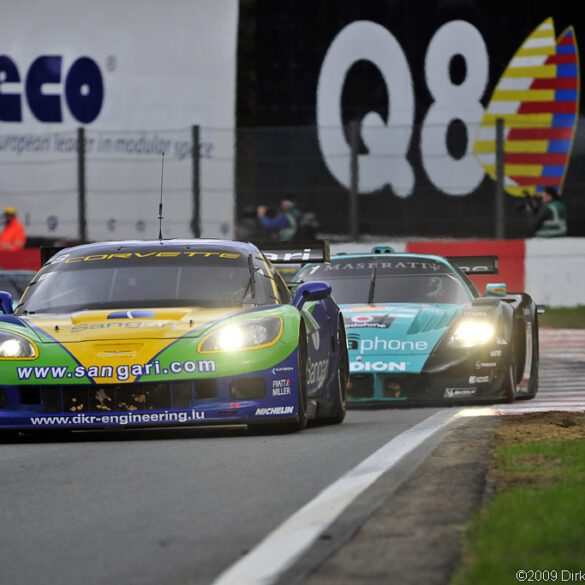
xmin=200 ymin=318 xmax=282 ymax=352
xmin=0 ymin=332 xmax=37 ymax=358
xmin=449 ymin=320 xmax=495 ymax=348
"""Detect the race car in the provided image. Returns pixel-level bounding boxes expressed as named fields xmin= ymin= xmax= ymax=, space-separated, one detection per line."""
xmin=0 ymin=240 xmax=348 ymax=435
xmin=294 ymin=247 xmax=540 ymax=405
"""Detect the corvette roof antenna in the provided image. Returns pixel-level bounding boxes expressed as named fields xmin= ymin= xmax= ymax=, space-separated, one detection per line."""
xmin=158 ymin=151 xmax=165 ymax=240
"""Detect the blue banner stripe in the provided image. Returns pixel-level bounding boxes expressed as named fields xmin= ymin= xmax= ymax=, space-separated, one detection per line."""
xmin=552 ymin=114 xmax=576 ymax=128
xmin=548 ymin=140 xmax=571 ymax=153
xmin=542 ymin=166 xmax=564 ymax=177
xmin=557 ymin=64 xmax=578 ymax=78
xmin=555 ymin=90 xmax=578 ymax=102
xmin=557 ymin=45 xmax=576 ymax=54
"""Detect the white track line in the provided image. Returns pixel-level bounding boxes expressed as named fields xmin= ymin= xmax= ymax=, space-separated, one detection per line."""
xmin=212 ymin=409 xmax=462 ymax=585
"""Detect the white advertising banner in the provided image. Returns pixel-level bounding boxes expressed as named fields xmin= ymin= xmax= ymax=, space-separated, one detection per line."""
xmin=0 ymin=0 xmax=238 ymax=240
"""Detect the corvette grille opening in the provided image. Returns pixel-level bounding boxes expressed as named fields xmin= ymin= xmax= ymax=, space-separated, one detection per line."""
xmin=172 ymin=381 xmax=193 ymax=408
xmin=195 ymin=379 xmax=217 ymax=399
xmin=28 ymin=382 xmax=200 ymax=413
xmin=230 ymin=378 xmax=265 ymax=400
xmin=348 ymin=375 xmax=374 ymax=399
xmin=20 ymin=387 xmax=41 ymax=405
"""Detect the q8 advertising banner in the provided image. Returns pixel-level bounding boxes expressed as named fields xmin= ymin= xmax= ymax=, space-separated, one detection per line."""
xmin=0 ymin=0 xmax=238 ymax=240
xmin=237 ymin=1 xmax=584 ymax=237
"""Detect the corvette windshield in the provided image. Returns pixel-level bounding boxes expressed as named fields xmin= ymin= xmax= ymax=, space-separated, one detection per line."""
xmin=301 ymin=273 xmax=471 ymax=305
xmin=16 ymin=250 xmax=276 ymax=314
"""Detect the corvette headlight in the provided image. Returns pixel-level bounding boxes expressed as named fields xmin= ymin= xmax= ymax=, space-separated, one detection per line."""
xmin=199 ymin=317 xmax=283 ymax=353
xmin=0 ymin=332 xmax=37 ymax=358
xmin=449 ymin=320 xmax=495 ymax=348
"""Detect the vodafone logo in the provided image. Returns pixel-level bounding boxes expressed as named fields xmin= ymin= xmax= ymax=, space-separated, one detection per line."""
xmin=351 ymin=315 xmax=373 ymax=324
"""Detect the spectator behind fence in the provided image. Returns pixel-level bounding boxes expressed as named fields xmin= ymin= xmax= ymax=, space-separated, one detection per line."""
xmin=257 ymin=199 xmax=298 ymax=241
xmin=524 ymin=186 xmax=567 ymax=237
xmin=235 ymin=206 xmax=268 ymax=242
xmin=0 ymin=207 xmax=26 ymax=251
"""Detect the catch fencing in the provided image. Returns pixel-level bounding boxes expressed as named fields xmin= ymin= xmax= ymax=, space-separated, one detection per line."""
xmin=1 ymin=120 xmax=585 ymax=243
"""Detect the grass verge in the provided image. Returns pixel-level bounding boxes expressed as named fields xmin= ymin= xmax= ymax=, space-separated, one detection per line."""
xmin=452 ymin=413 xmax=585 ymax=585
xmin=539 ymin=306 xmax=585 ymax=329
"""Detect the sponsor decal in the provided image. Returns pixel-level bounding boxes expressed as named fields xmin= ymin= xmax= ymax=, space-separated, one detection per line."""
xmin=28 ymin=409 xmax=205 ymax=426
xmin=53 ymin=251 xmax=241 ymax=264
xmin=475 ymin=360 xmax=497 ymax=369
xmin=16 ymin=359 xmax=216 ymax=382
xmin=345 ymin=314 xmax=395 ymax=329
xmin=497 ymin=337 xmax=508 ymax=346
xmin=324 ymin=261 xmax=441 ymax=272
xmin=444 ymin=388 xmax=477 ymax=398
xmin=263 ymin=249 xmax=312 ymax=263
xmin=255 ymin=406 xmax=294 ymax=416
xmin=307 ymin=357 xmax=328 ymax=387
xmin=347 ymin=333 xmax=360 ymax=350
xmin=490 ymin=350 xmax=502 ymax=358
xmin=272 ymin=378 xmax=292 ymax=396
xmin=350 ymin=360 xmax=407 ymax=373
xmin=272 ymin=366 xmax=294 ymax=375
xmin=70 ymin=321 xmax=175 ymax=332
xmin=469 ymin=375 xmax=490 ymax=384
xmin=357 ymin=336 xmax=428 ymax=354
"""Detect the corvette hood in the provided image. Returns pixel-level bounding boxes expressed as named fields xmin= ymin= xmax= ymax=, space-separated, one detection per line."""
xmin=21 ymin=307 xmax=246 ymax=344
xmin=342 ymin=303 xmax=462 ymax=374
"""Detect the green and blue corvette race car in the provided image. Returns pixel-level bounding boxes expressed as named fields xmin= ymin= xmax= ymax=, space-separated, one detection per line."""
xmin=0 ymin=240 xmax=348 ymax=435
xmin=295 ymin=247 xmax=540 ymax=405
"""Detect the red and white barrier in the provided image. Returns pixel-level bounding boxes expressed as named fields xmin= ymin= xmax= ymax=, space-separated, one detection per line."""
xmin=332 ymin=238 xmax=585 ymax=307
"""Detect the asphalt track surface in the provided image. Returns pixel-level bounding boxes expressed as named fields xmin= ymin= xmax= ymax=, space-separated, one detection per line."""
xmin=1 ymin=328 xmax=582 ymax=585
xmin=0 ymin=408 xmax=443 ymax=585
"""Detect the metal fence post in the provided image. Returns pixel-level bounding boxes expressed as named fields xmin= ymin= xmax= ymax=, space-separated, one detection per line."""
xmin=191 ymin=125 xmax=201 ymax=238
xmin=349 ymin=120 xmax=359 ymax=241
xmin=77 ymin=127 xmax=87 ymax=242
xmin=495 ymin=117 xmax=505 ymax=239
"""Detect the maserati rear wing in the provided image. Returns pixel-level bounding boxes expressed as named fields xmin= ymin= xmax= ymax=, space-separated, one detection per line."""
xmin=447 ymin=256 xmax=499 ymax=274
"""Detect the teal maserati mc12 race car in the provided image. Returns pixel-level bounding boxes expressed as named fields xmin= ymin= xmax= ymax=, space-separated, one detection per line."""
xmin=294 ymin=247 xmax=540 ymax=405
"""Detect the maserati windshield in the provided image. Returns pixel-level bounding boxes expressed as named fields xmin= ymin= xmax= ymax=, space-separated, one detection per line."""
xmin=301 ymin=273 xmax=471 ymax=304
xmin=16 ymin=249 xmax=275 ymax=314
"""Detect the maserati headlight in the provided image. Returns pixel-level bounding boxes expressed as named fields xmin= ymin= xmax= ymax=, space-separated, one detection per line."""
xmin=449 ymin=320 xmax=495 ymax=348
xmin=0 ymin=332 xmax=37 ymax=358
xmin=199 ymin=317 xmax=283 ymax=353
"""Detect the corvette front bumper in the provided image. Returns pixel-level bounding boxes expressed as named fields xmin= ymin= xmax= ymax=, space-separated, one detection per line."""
xmin=0 ymin=356 xmax=300 ymax=431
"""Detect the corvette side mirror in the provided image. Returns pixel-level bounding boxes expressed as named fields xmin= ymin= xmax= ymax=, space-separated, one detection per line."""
xmin=537 ymin=305 xmax=546 ymax=314
xmin=0 ymin=291 xmax=14 ymax=315
xmin=292 ymin=282 xmax=331 ymax=310
xmin=486 ymin=283 xmax=507 ymax=297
